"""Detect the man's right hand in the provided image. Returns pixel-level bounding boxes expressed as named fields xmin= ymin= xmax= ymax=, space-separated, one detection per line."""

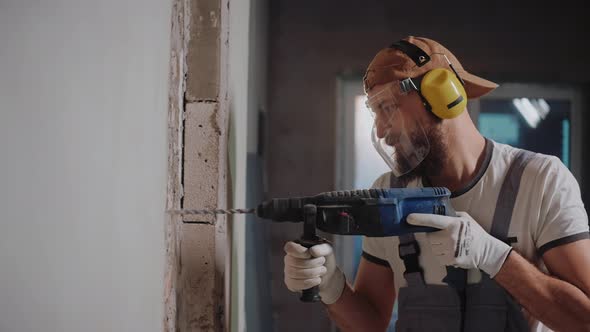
xmin=283 ymin=241 xmax=346 ymax=304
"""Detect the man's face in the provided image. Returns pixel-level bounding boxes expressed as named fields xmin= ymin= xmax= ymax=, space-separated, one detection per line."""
xmin=366 ymin=82 xmax=448 ymax=181
xmin=367 ymin=83 xmax=431 ymax=139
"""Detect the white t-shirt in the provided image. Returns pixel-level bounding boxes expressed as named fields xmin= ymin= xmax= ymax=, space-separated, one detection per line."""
xmin=362 ymin=139 xmax=589 ymax=332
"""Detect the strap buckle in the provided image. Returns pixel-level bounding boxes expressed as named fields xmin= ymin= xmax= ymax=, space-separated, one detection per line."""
xmin=398 ymin=240 xmax=424 ymax=283
xmin=398 ymin=240 xmax=421 ymax=258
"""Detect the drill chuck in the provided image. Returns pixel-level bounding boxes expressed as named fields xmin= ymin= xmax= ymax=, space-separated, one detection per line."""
xmin=256 ymin=197 xmax=309 ymax=221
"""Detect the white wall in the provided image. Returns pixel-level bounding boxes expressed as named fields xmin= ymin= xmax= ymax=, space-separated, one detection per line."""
xmin=0 ymin=1 xmax=170 ymax=331
xmin=228 ymin=0 xmax=250 ymax=329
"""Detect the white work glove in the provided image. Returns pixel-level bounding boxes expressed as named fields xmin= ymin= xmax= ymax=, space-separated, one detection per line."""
xmin=283 ymin=241 xmax=345 ymax=304
xmin=406 ymin=211 xmax=512 ymax=277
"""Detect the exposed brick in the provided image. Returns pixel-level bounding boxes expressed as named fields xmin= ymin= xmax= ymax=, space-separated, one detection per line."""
xmin=183 ymin=102 xmax=221 ymax=223
xmin=170 ymin=0 xmax=228 ymax=330
xmin=179 ymin=223 xmax=216 ymax=331
xmin=186 ymin=0 xmax=221 ymax=101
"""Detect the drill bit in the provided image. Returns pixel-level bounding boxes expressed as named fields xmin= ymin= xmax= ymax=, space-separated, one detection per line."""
xmin=167 ymin=208 xmax=256 ymax=215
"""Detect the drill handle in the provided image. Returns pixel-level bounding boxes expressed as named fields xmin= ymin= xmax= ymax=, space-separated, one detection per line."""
xmin=295 ymin=204 xmax=325 ymax=303
xmin=294 ymin=236 xmax=326 ymax=302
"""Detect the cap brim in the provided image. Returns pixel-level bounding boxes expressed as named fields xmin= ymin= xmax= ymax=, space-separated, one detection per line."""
xmin=458 ymin=70 xmax=498 ymax=99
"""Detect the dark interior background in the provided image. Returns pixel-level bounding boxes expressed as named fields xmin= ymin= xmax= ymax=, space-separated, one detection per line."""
xmin=251 ymin=1 xmax=590 ymax=330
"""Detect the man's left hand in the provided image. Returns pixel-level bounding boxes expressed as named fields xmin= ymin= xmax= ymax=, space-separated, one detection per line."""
xmin=407 ymin=211 xmax=512 ymax=277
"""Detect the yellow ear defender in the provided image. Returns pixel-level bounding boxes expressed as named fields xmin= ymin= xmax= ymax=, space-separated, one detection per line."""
xmin=390 ymin=40 xmax=468 ymax=119
xmin=420 ymin=67 xmax=467 ymax=119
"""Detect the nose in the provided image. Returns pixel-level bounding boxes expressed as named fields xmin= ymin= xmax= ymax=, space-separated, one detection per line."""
xmin=375 ymin=118 xmax=389 ymax=139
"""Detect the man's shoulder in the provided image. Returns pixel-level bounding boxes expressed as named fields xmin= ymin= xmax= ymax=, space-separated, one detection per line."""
xmin=491 ymin=140 xmax=560 ymax=173
xmin=492 ymin=141 xmax=573 ymax=194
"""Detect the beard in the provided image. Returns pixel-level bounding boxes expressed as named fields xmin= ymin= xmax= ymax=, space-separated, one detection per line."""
xmin=394 ymin=124 xmax=448 ymax=186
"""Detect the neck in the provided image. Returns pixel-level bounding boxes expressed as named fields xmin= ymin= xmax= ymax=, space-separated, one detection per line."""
xmin=427 ymin=113 xmax=487 ymax=193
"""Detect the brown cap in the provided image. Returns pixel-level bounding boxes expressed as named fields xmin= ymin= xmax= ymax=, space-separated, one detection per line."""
xmin=363 ymin=36 xmax=498 ymax=98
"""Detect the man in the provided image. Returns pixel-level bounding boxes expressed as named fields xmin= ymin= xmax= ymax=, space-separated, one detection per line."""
xmin=282 ymin=36 xmax=590 ymax=331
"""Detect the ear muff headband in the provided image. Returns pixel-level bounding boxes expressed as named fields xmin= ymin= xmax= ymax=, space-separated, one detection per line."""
xmin=389 ymin=40 xmax=468 ymax=119
xmin=389 ymin=40 xmax=431 ymax=67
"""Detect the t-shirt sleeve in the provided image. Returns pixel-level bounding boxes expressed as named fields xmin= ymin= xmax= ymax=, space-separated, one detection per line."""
xmin=361 ymin=172 xmax=393 ymax=267
xmin=534 ymin=156 xmax=589 ymax=255
xmin=362 ymin=238 xmax=390 ymax=267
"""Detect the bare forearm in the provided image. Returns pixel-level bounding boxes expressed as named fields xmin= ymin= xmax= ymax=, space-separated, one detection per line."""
xmin=495 ymin=251 xmax=590 ymax=331
xmin=325 ymin=282 xmax=391 ymax=332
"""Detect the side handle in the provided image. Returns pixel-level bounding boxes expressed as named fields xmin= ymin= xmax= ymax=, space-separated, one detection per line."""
xmin=295 ymin=204 xmax=324 ymax=302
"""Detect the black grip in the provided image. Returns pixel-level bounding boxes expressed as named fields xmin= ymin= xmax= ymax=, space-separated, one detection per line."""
xmin=301 ymin=286 xmax=321 ymax=302
xmin=294 ymin=238 xmax=322 ymax=302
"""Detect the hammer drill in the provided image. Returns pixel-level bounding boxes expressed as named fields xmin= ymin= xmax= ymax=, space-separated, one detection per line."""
xmin=171 ymin=187 xmax=456 ymax=302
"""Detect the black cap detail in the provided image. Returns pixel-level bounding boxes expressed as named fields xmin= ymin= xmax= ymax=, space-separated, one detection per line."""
xmin=389 ymin=40 xmax=431 ymax=67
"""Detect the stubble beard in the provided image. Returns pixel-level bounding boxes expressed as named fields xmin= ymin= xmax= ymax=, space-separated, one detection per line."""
xmin=395 ymin=124 xmax=448 ymax=186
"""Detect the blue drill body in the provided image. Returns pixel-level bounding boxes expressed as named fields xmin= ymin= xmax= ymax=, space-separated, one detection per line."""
xmin=256 ymin=187 xmax=456 ymax=237
xmin=372 ymin=187 xmax=456 ymax=236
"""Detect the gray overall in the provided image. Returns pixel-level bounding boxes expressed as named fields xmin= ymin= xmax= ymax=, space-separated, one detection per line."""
xmin=394 ymin=150 xmax=535 ymax=332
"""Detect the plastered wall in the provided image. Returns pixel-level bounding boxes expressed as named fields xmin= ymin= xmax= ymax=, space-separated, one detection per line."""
xmin=0 ymin=1 xmax=171 ymax=331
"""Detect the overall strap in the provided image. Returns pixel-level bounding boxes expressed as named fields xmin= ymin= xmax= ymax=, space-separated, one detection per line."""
xmin=469 ymin=149 xmax=535 ymax=332
xmin=391 ymin=173 xmax=426 ymax=286
xmin=399 ymin=234 xmax=425 ymax=286
xmin=490 ymin=149 xmax=536 ymax=242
